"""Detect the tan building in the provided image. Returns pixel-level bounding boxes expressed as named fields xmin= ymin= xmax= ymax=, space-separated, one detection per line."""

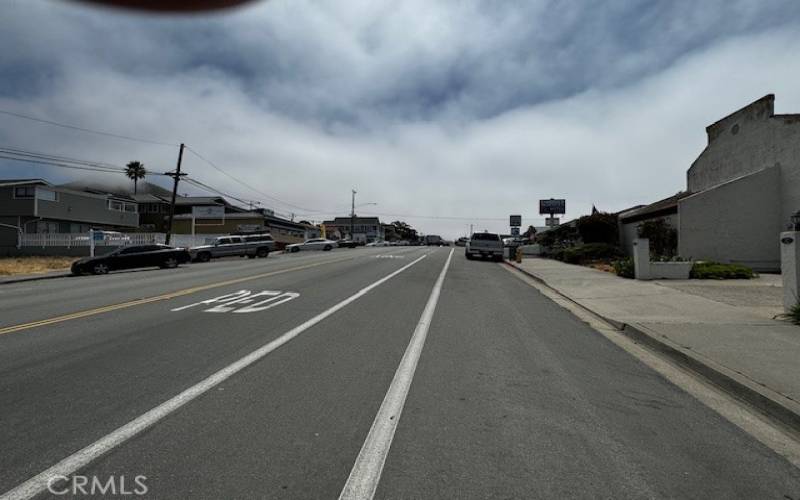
xmin=620 ymin=94 xmax=799 ymax=272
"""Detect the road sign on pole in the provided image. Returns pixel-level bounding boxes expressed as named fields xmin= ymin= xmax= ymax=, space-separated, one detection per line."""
xmin=509 ymin=215 xmax=522 ymax=227
xmin=545 ymin=217 xmax=560 ymax=227
xmin=539 ymin=199 xmax=566 ymax=215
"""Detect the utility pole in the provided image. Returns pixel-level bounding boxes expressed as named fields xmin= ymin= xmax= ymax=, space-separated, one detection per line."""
xmin=469 ymin=223 xmax=473 ymax=236
xmin=350 ymin=189 xmax=356 ymax=240
xmin=165 ymin=143 xmax=186 ymax=245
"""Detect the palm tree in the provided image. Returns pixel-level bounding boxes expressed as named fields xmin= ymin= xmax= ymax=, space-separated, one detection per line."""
xmin=125 ymin=161 xmax=147 ymax=194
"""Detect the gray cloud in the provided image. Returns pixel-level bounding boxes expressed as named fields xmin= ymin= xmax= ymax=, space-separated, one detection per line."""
xmin=1 ymin=1 xmax=800 ymax=237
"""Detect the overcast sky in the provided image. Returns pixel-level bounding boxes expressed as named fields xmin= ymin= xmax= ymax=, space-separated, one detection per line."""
xmin=1 ymin=0 xmax=800 ymax=238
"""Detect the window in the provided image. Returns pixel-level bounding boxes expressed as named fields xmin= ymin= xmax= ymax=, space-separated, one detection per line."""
xmin=13 ymin=186 xmax=35 ymax=198
xmin=36 ymin=188 xmax=58 ymax=201
xmin=217 ymin=238 xmax=232 ymax=244
xmin=107 ymin=200 xmax=137 ymax=213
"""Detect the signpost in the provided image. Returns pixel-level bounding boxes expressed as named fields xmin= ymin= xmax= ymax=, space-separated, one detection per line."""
xmin=539 ymin=198 xmax=566 ymax=216
xmin=510 ymin=215 xmax=522 ymax=242
xmin=540 ymin=198 xmax=566 ymax=228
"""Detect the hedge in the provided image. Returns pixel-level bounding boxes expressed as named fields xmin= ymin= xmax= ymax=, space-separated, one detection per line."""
xmin=690 ymin=262 xmax=754 ymax=279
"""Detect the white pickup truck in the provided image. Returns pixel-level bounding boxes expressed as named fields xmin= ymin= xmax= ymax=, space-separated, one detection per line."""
xmin=465 ymin=232 xmax=504 ymax=261
xmin=190 ymin=234 xmax=276 ymax=262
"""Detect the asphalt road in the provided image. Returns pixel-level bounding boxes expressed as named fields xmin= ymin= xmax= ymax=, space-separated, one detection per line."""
xmin=1 ymin=246 xmax=799 ymax=499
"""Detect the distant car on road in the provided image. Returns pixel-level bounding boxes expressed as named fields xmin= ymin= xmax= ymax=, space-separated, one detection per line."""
xmin=455 ymin=237 xmax=468 ymax=247
xmin=190 ymin=234 xmax=275 ymax=262
xmin=286 ymin=238 xmax=337 ymax=252
xmin=336 ymin=239 xmax=359 ymax=248
xmin=366 ymin=240 xmax=390 ymax=247
xmin=71 ymin=244 xmax=191 ymax=275
xmin=424 ymin=235 xmax=444 ymax=246
xmin=465 ymin=232 xmax=504 ymax=261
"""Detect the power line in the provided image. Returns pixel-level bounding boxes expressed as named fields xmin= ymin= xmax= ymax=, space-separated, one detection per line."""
xmin=0 ymin=109 xmax=177 ymax=147
xmin=0 ymin=146 xmax=170 ymax=176
xmin=0 ymin=155 xmax=126 ymax=175
xmin=184 ymin=146 xmax=326 ymax=213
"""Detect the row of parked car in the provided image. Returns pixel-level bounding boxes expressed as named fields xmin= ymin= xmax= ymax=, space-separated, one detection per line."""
xmin=69 ymin=233 xmax=416 ymax=275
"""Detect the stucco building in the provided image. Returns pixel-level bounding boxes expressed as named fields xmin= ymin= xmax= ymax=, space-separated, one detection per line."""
xmin=678 ymin=94 xmax=800 ymax=271
xmin=620 ymin=94 xmax=800 ymax=271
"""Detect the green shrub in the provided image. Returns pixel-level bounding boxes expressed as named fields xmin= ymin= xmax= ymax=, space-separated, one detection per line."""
xmin=558 ymin=243 xmax=623 ymax=264
xmin=787 ymin=302 xmax=800 ymax=325
xmin=690 ymin=261 xmax=754 ymax=279
xmin=577 ymin=212 xmax=618 ymax=244
xmin=637 ymin=218 xmax=678 ymax=258
xmin=612 ymin=258 xmax=635 ymax=278
xmin=537 ymin=223 xmax=580 ymax=248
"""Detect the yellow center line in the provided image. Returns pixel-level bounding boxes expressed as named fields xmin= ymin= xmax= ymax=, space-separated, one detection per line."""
xmin=0 ymin=255 xmax=359 ymax=337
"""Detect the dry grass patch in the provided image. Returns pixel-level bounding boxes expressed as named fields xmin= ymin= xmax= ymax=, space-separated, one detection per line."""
xmin=0 ymin=256 xmax=78 ymax=276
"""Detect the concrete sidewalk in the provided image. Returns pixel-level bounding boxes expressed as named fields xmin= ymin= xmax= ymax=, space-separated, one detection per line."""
xmin=509 ymin=257 xmax=800 ymax=431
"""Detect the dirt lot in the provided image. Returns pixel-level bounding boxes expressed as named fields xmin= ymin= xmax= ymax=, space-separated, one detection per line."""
xmin=0 ymin=257 xmax=77 ymax=276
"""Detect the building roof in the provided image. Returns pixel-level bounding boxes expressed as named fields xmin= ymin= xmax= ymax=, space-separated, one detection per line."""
xmin=172 ymin=196 xmax=228 ymax=206
xmin=618 ymin=192 xmax=689 ymax=223
xmin=173 ymin=212 xmax=264 ymax=220
xmin=323 ymin=216 xmax=381 ymax=226
xmin=0 ymin=178 xmax=51 ymax=187
xmin=131 ymin=194 xmax=168 ymax=203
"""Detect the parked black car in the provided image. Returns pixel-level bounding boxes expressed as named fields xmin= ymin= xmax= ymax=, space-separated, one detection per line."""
xmin=336 ymin=239 xmax=359 ymax=248
xmin=71 ymin=244 xmax=192 ymax=275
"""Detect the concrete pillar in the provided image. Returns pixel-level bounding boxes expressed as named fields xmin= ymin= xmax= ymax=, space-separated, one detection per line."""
xmin=633 ymin=238 xmax=651 ymax=280
xmin=781 ymin=231 xmax=800 ymax=312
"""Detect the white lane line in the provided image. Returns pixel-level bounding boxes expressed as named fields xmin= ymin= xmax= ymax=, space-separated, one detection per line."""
xmin=0 ymin=253 xmax=430 ymax=500
xmin=339 ymin=248 xmax=454 ymax=500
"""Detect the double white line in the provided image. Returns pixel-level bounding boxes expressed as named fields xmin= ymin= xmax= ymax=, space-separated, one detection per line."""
xmin=1 ymin=250 xmax=452 ymax=500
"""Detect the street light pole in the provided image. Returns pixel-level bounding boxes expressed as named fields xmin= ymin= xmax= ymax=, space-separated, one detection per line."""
xmin=350 ymin=189 xmax=356 ymax=240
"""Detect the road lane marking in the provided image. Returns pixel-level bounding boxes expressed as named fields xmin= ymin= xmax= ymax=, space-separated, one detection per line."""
xmin=171 ymin=290 xmax=300 ymax=313
xmin=0 ymin=255 xmax=358 ymax=337
xmin=0 ymin=253 xmax=430 ymax=500
xmin=339 ymin=248 xmax=454 ymax=500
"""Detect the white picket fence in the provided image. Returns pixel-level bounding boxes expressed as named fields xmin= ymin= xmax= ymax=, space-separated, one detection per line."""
xmin=20 ymin=232 xmax=231 ymax=249
xmin=19 ymin=232 xmax=166 ymax=248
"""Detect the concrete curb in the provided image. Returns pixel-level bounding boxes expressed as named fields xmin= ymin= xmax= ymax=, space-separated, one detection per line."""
xmin=0 ymin=272 xmax=73 ymax=286
xmin=505 ymin=259 xmax=800 ymax=436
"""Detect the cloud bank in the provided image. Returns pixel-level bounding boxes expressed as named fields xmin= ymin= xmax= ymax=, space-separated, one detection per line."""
xmin=1 ymin=0 xmax=799 ymax=236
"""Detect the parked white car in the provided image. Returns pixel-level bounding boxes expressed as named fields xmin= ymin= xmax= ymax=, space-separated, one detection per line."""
xmin=366 ymin=240 xmax=390 ymax=247
xmin=286 ymin=238 xmax=337 ymax=252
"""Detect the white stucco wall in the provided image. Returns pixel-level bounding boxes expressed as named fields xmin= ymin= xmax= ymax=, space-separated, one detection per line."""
xmin=679 ymin=166 xmax=782 ymax=271
xmin=688 ymin=95 xmax=800 ymax=196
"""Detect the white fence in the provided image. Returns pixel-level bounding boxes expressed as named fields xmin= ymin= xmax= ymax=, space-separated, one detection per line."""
xmin=20 ymin=232 xmax=164 ymax=248
xmin=18 ymin=232 xmax=229 ymax=249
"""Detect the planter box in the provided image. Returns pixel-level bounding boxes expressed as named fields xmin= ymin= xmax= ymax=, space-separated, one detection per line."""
xmin=649 ymin=261 xmax=693 ymax=279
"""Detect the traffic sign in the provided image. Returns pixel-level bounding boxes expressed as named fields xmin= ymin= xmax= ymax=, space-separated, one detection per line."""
xmin=509 ymin=215 xmax=522 ymax=227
